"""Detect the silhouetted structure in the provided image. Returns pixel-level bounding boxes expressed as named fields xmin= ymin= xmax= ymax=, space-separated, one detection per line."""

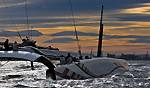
xmin=119 ymin=53 xmax=135 ymax=60
xmin=107 ymin=53 xmax=116 ymax=58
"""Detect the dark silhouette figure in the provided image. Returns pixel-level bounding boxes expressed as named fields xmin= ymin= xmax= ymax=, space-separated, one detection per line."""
xmin=4 ymin=39 xmax=9 ymax=50
xmin=65 ymin=53 xmax=73 ymax=64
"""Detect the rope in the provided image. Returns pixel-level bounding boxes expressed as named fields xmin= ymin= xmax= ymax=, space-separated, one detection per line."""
xmin=3 ymin=0 xmax=22 ymax=40
xmin=69 ymin=0 xmax=81 ymax=56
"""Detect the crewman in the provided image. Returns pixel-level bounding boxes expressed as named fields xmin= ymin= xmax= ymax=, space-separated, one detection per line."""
xmin=65 ymin=53 xmax=73 ymax=64
xmin=13 ymin=41 xmax=18 ymax=51
xmin=60 ymin=55 xmax=66 ymax=65
xmin=4 ymin=39 xmax=9 ymax=50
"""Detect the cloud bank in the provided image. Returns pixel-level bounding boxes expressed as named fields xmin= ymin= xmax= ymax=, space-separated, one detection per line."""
xmin=50 ymin=31 xmax=98 ymax=36
xmin=104 ymin=34 xmax=150 ymax=43
xmin=44 ymin=37 xmax=78 ymax=43
xmin=0 ymin=30 xmax=43 ymax=37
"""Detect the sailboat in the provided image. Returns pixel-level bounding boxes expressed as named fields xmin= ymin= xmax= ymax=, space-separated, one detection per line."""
xmin=0 ymin=1 xmax=129 ymax=80
xmin=47 ymin=5 xmax=129 ymax=80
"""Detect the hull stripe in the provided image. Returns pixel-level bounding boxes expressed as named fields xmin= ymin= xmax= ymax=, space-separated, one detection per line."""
xmin=55 ymin=67 xmax=87 ymax=79
xmin=75 ymin=62 xmax=98 ymax=77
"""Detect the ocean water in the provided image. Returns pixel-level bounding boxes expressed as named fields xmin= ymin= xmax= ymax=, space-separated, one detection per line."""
xmin=0 ymin=60 xmax=150 ymax=88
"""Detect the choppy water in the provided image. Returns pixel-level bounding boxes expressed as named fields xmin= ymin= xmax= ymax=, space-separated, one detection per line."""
xmin=0 ymin=60 xmax=150 ymax=88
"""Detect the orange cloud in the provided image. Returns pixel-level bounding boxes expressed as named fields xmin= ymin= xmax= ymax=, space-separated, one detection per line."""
xmin=120 ymin=3 xmax=150 ymax=14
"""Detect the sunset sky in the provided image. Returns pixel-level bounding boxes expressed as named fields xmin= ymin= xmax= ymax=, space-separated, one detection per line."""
xmin=0 ymin=0 xmax=150 ymax=56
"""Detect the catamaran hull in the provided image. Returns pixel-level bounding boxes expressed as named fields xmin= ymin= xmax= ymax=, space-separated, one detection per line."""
xmin=54 ymin=57 xmax=129 ymax=80
xmin=0 ymin=51 xmax=129 ymax=80
xmin=0 ymin=51 xmax=55 ymax=69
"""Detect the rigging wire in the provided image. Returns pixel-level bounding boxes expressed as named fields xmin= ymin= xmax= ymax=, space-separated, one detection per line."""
xmin=69 ymin=0 xmax=81 ymax=56
xmin=3 ymin=0 xmax=22 ymax=40
xmin=25 ymin=0 xmax=30 ymax=39
xmin=31 ymin=26 xmax=33 ymax=40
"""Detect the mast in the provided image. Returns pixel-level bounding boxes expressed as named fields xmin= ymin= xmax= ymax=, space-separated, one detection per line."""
xmin=69 ymin=0 xmax=81 ymax=57
xmin=97 ymin=5 xmax=104 ymax=57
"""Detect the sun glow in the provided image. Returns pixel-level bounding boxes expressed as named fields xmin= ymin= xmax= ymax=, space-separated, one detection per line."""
xmin=120 ymin=3 xmax=150 ymax=14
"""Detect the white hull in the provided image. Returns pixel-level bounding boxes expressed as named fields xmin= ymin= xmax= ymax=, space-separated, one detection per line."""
xmin=54 ymin=57 xmax=129 ymax=80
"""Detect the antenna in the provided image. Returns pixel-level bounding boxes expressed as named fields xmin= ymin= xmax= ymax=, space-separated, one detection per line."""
xmin=97 ymin=5 xmax=104 ymax=57
xmin=25 ymin=0 xmax=30 ymax=39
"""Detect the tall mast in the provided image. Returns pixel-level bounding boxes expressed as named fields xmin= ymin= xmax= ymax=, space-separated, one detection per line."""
xmin=97 ymin=5 xmax=104 ymax=57
xmin=69 ymin=0 xmax=81 ymax=57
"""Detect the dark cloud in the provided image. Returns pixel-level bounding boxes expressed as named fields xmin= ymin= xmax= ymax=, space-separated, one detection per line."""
xmin=44 ymin=37 xmax=78 ymax=43
xmin=104 ymin=22 xmax=131 ymax=27
xmin=1 ymin=0 xmax=149 ymax=26
xmin=104 ymin=34 xmax=150 ymax=40
xmin=128 ymin=38 xmax=150 ymax=43
xmin=50 ymin=31 xmax=98 ymax=36
xmin=108 ymin=27 xmax=150 ymax=31
xmin=114 ymin=45 xmax=144 ymax=47
xmin=118 ymin=15 xmax=150 ymax=22
xmin=103 ymin=45 xmax=145 ymax=47
xmin=104 ymin=34 xmax=138 ymax=40
xmin=0 ymin=30 xmax=42 ymax=37
xmin=104 ymin=34 xmax=150 ymax=43
xmin=142 ymin=47 xmax=150 ymax=50
xmin=35 ymin=22 xmax=99 ymax=29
